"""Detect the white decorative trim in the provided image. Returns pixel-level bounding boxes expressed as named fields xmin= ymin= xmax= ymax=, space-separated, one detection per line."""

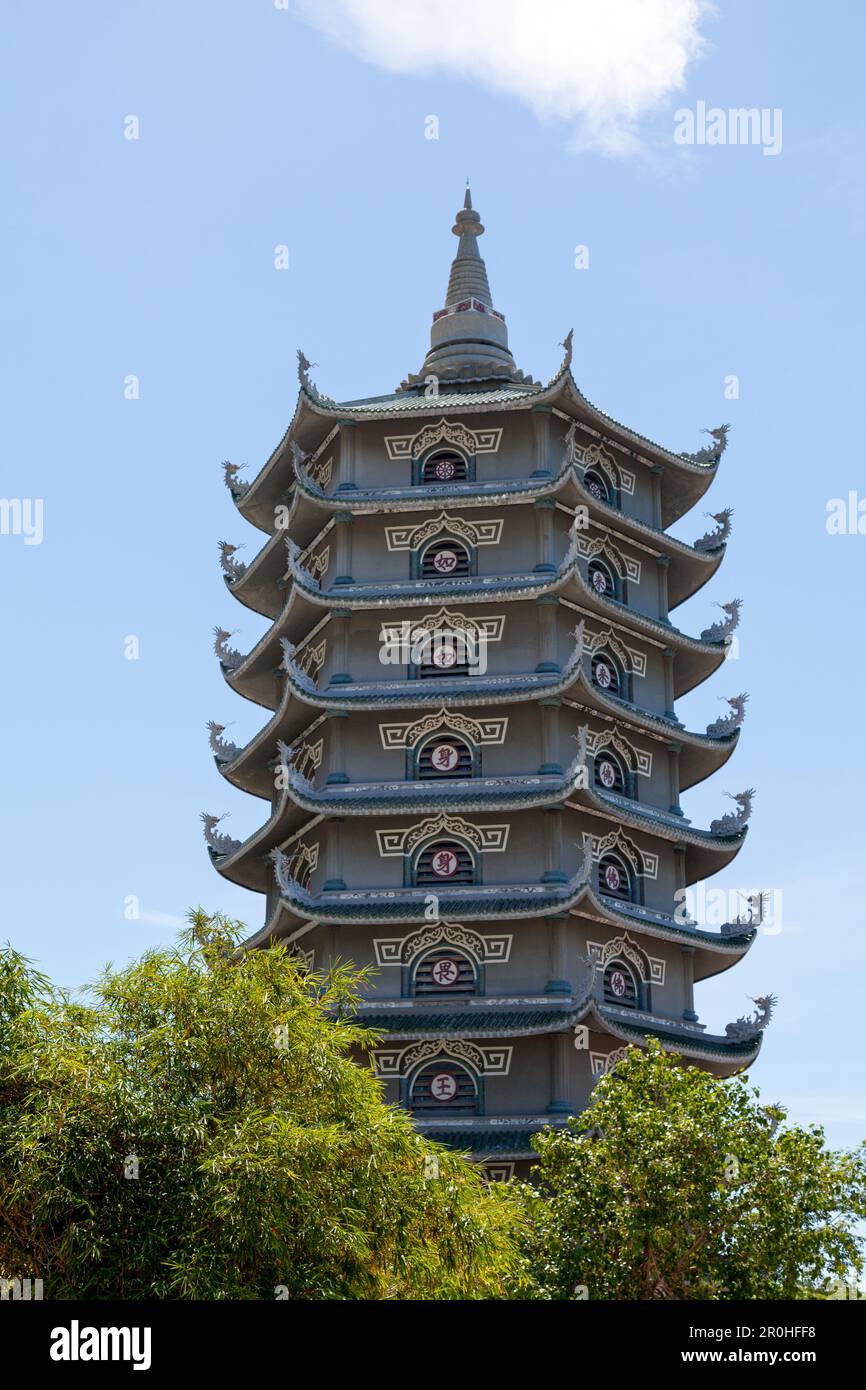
xmin=584 ymin=625 xmax=646 ymax=678
xmin=304 ymin=544 xmax=331 ymax=582
xmin=380 ymin=608 xmax=505 ymax=646
xmin=278 ymin=839 xmax=319 ymax=888
xmin=384 ymin=419 xmax=503 ymax=462
xmin=379 ymin=708 xmax=509 ymax=751
xmin=290 ymin=737 xmax=324 ymax=780
xmin=385 ymin=512 xmax=504 ymax=552
xmin=585 ymin=724 xmax=652 ymax=777
xmin=310 ymin=454 xmax=333 ymax=489
xmin=590 ymin=1046 xmax=631 ymax=1077
xmin=374 ymin=923 xmax=512 ymax=967
xmin=374 ymin=1039 xmax=513 ymax=1079
xmin=482 ymin=1162 xmax=516 ymax=1183
xmin=586 ymin=827 xmax=658 ymax=879
xmin=296 ymin=637 xmax=327 ymax=681
xmin=574 ymin=440 xmax=635 ymax=497
xmin=377 ymin=815 xmax=510 ymax=858
xmin=587 ymin=933 xmax=666 ymax=986
xmin=576 ymin=533 xmax=641 ymax=584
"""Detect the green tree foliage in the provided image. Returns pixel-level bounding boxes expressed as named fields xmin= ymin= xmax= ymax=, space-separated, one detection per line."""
xmin=519 ymin=1040 xmax=866 ymax=1300
xmin=0 ymin=913 xmax=521 ymax=1300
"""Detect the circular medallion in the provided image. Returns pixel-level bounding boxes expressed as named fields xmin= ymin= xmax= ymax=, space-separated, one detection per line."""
xmin=595 ymin=661 xmax=612 ymax=689
xmin=433 ymin=459 xmax=456 ymax=481
xmin=586 ymin=478 xmax=604 ymax=501
xmin=591 ymin=567 xmax=608 ymax=594
xmin=604 ymin=863 xmax=621 ymax=892
xmin=598 ymin=758 xmax=617 ymax=789
xmin=431 ymin=742 xmax=460 ymax=772
xmin=432 ymin=642 xmax=458 ymax=669
xmin=430 ymin=1072 xmax=458 ymax=1102
xmin=431 ymin=849 xmax=459 ymax=878
xmin=431 ymin=958 xmax=460 ymax=987
xmin=609 ymin=969 xmax=627 ymax=998
xmin=432 ymin=548 xmax=458 ymax=574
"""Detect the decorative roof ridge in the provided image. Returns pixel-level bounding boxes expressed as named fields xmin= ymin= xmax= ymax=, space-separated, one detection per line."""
xmin=240 ymin=875 xmax=758 ymax=950
xmin=570 ymin=784 xmax=750 ymax=852
xmin=570 ymin=475 xmax=731 ymax=564
xmin=567 ymin=566 xmax=739 ymax=656
xmin=268 ymin=846 xmax=593 ymax=926
xmin=273 ymin=747 xmax=586 ymax=818
xmin=571 ymin=886 xmax=757 ymax=953
xmin=277 ymin=629 xmax=585 ymax=713
xmin=586 ymin=1001 xmax=764 ymax=1061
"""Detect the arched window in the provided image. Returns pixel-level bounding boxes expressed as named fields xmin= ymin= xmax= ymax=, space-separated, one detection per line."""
xmin=414 ymin=839 xmax=476 ymax=886
xmin=420 ymin=536 xmax=471 ymax=579
xmin=592 ymin=650 xmax=622 ymax=695
xmin=417 ymin=732 xmax=474 ymax=779
xmin=413 ymin=946 xmax=478 ymax=996
xmin=583 ymin=469 xmax=610 ymax=504
xmin=414 ymin=629 xmax=474 ymax=679
xmin=594 ymin=749 xmax=626 ymax=795
xmin=603 ymin=959 xmax=639 ymax=1008
xmin=411 ymin=1061 xmax=479 ymax=1112
xmin=587 ymin=557 xmax=617 ymax=599
xmin=598 ymin=852 xmax=632 ymax=902
xmin=420 ymin=450 xmax=469 ymax=484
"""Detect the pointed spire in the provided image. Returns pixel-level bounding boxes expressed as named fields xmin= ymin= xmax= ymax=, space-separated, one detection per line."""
xmin=444 ymin=184 xmax=493 ymax=307
xmin=398 ymin=186 xmax=536 ymax=394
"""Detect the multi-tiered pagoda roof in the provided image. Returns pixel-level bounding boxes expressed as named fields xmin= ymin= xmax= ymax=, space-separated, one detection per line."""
xmin=206 ymin=188 xmax=771 ymax=1175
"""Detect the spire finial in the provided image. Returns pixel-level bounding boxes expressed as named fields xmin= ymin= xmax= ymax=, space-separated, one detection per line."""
xmin=464 ymin=181 xmax=472 ymax=210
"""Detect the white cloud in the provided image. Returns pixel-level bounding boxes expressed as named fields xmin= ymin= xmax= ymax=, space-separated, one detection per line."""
xmin=294 ymin=0 xmax=712 ymax=156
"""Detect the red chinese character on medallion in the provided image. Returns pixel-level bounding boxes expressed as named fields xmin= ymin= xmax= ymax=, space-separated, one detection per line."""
xmin=431 ymin=958 xmax=459 ymax=987
xmin=432 ymin=743 xmax=459 ymax=772
xmin=595 ymin=661 xmax=612 ymax=688
xmin=432 ymin=641 xmax=458 ymax=669
xmin=433 ymin=548 xmax=458 ymax=574
xmin=604 ymin=863 xmax=621 ymax=892
xmin=430 ymin=1072 xmax=458 ymax=1102
xmin=598 ymin=758 xmax=617 ymax=789
xmin=432 ymin=849 xmax=458 ymax=878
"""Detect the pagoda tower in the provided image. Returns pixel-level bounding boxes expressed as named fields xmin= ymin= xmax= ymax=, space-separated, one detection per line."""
xmin=205 ymin=189 xmax=773 ymax=1179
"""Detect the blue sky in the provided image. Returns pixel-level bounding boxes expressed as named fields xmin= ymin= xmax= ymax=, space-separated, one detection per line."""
xmin=2 ymin=1 xmax=864 ymax=1152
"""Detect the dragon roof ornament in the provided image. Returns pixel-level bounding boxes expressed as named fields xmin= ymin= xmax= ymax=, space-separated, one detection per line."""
xmin=222 ymin=460 xmax=249 ymax=499
xmin=709 ymin=788 xmax=755 ymax=836
xmin=201 ymin=812 xmax=241 ymax=858
xmin=724 ymin=993 xmax=777 ymax=1041
xmin=681 ymin=424 xmax=730 ymax=466
xmin=207 ymin=720 xmax=240 ymax=764
xmin=218 ymin=541 xmax=246 ymax=583
xmin=693 ymin=507 xmax=733 ymax=554
xmin=700 ymin=598 xmax=742 ymax=644
xmin=213 ymin=626 xmax=244 ymax=672
xmin=706 ymin=693 xmax=749 ymax=739
xmin=297 ymin=349 xmax=336 ymax=407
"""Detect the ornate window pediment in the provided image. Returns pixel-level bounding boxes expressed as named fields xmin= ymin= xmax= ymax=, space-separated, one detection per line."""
xmin=588 ymin=933 xmax=664 ymax=984
xmin=586 ymin=724 xmax=652 ymax=777
xmin=584 ymin=625 xmax=646 ymax=678
xmin=385 ymin=511 xmax=503 ymax=552
xmin=576 ymin=532 xmax=641 ymax=583
xmin=374 ymin=923 xmax=512 ymax=968
xmin=377 ymin=815 xmax=509 ymax=858
xmin=384 ymin=419 xmax=503 ymax=462
xmin=373 ymin=1039 xmax=512 ymax=1080
xmin=586 ymin=828 xmax=658 ymax=880
xmin=379 ymin=708 xmax=508 ymax=751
